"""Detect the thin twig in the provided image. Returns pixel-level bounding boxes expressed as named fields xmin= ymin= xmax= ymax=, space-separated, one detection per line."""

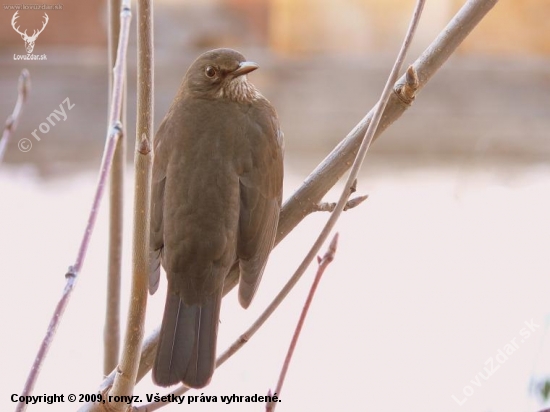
xmin=0 ymin=69 xmax=30 ymax=164
xmin=14 ymin=3 xmax=132 ymax=411
xmin=314 ymin=194 xmax=369 ymax=213
xmin=104 ymin=0 xmax=126 ymax=376
xmin=312 ymin=179 xmax=368 ymax=212
xmin=266 ymin=233 xmax=339 ymax=412
xmin=91 ymin=0 xmax=499 ymax=402
xmin=109 ymin=0 xmax=153 ymax=407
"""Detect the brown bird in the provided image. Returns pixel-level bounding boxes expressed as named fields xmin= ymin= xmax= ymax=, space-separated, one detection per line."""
xmin=149 ymin=48 xmax=284 ymax=389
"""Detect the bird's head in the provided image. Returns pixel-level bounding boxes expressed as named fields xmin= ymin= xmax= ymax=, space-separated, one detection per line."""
xmin=183 ymin=48 xmax=261 ymax=103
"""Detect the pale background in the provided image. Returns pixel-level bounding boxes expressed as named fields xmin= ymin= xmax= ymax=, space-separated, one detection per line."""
xmin=1 ymin=1 xmax=549 ymax=411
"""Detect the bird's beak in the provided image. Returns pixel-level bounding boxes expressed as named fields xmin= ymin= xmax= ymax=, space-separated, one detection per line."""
xmin=232 ymin=61 xmax=259 ymax=77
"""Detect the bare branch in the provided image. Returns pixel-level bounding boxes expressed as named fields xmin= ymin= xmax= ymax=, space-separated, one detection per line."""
xmin=108 ymin=0 xmax=154 ymax=407
xmin=0 ymin=69 xmax=30 ymax=164
xmin=307 ymin=178 xmax=365 ymax=213
xmin=14 ymin=3 xmax=132 ymax=411
xmin=266 ymin=233 xmax=339 ymax=412
xmin=104 ymin=0 xmax=126 ymax=376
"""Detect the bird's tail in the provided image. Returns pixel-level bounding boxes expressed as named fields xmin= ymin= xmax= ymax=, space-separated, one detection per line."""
xmin=153 ymin=289 xmax=221 ymax=388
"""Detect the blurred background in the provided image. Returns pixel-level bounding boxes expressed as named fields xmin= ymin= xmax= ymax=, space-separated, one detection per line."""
xmin=1 ymin=1 xmax=549 ymax=411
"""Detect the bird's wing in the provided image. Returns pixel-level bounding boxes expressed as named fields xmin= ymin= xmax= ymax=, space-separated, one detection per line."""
xmin=237 ymin=113 xmax=283 ymax=308
xmin=149 ymin=119 xmax=169 ymax=294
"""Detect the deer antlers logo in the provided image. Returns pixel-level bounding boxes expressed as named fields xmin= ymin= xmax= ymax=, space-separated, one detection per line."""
xmin=11 ymin=11 xmax=49 ymax=54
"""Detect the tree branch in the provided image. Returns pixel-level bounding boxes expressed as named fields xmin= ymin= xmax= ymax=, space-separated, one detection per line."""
xmin=266 ymin=233 xmax=339 ymax=412
xmin=108 ymin=0 xmax=154 ymax=408
xmin=104 ymin=0 xmax=126 ymax=376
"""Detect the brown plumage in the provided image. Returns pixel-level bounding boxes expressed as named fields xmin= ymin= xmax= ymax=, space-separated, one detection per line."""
xmin=149 ymin=48 xmax=284 ymax=388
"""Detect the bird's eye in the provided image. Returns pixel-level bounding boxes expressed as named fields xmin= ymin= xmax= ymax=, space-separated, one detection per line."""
xmin=205 ymin=66 xmax=217 ymax=78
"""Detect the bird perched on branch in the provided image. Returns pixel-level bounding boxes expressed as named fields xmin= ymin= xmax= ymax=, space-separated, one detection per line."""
xmin=149 ymin=48 xmax=284 ymax=389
